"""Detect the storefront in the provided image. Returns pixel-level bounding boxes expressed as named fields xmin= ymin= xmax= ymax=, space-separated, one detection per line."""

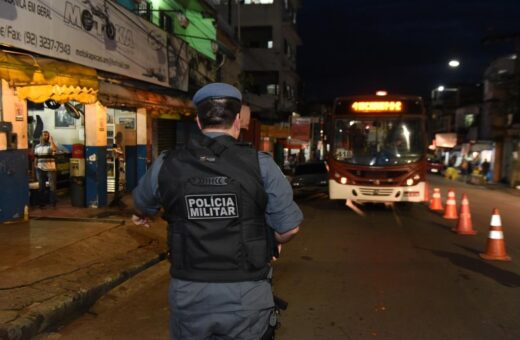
xmin=0 ymin=0 xmax=196 ymax=221
xmin=0 ymin=49 xmax=99 ymax=219
xmin=0 ymin=64 xmax=194 ymax=220
xmin=98 ymin=82 xmax=195 ymax=161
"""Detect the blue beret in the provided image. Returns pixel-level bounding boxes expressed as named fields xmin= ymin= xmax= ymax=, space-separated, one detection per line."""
xmin=192 ymin=83 xmax=242 ymax=105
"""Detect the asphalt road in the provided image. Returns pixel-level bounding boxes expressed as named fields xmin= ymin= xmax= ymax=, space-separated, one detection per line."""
xmin=41 ymin=176 xmax=520 ymax=339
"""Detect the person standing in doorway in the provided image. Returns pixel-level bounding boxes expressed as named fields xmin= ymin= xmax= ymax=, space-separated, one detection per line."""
xmin=34 ymin=130 xmax=58 ymax=208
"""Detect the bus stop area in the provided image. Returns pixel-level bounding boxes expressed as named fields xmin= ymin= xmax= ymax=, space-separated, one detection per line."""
xmin=0 ymin=196 xmax=168 ymax=340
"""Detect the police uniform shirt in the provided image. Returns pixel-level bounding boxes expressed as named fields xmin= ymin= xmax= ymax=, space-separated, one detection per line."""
xmin=132 ymin=132 xmax=303 ymax=313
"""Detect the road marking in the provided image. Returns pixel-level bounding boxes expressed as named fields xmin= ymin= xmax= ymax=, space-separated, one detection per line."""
xmin=391 ymin=204 xmax=403 ymax=228
xmin=346 ymin=199 xmax=366 ymax=216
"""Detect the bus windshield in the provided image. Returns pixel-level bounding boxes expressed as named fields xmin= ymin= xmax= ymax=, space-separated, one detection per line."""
xmin=333 ymin=117 xmax=425 ymax=166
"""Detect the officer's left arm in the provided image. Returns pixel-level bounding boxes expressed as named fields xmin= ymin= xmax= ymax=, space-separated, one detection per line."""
xmin=132 ymin=154 xmax=165 ymax=221
xmin=258 ymin=153 xmax=303 ymax=238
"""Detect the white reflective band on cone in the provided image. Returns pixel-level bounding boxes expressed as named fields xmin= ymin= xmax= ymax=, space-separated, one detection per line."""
xmin=490 ymin=215 xmax=502 ymax=227
xmin=462 ymin=199 xmax=468 ymax=205
xmin=489 ymin=230 xmax=504 ymax=239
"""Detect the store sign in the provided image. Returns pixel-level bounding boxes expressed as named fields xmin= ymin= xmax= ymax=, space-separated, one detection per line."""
xmin=0 ymin=0 xmax=169 ymax=87
xmin=435 ymin=133 xmax=457 ymax=148
xmin=290 ymin=117 xmax=311 ymax=143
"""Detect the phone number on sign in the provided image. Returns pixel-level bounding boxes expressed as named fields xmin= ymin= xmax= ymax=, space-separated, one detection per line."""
xmin=24 ymin=32 xmax=71 ymax=55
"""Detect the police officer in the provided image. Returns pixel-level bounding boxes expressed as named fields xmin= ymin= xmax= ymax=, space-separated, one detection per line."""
xmin=132 ymin=83 xmax=303 ymax=339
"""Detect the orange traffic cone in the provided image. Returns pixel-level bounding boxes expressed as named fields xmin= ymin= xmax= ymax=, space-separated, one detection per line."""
xmin=443 ymin=189 xmax=458 ymax=219
xmin=429 ymin=188 xmax=443 ymax=211
xmin=480 ymin=208 xmax=511 ymax=261
xmin=452 ymin=193 xmax=477 ymax=235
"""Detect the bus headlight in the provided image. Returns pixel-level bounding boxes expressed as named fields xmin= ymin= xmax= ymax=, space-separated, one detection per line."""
xmin=340 ymin=177 xmax=348 ymax=184
xmin=406 ymin=175 xmax=421 ymax=186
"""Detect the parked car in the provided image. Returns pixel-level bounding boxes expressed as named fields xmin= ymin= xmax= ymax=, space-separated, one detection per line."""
xmin=289 ymin=161 xmax=328 ymax=192
xmin=426 ymin=156 xmax=445 ymax=175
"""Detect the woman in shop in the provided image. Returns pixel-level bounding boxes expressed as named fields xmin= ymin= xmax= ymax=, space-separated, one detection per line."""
xmin=34 ymin=131 xmax=58 ymax=208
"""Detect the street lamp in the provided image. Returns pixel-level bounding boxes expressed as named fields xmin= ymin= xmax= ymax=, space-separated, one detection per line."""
xmin=448 ymin=59 xmax=460 ymax=68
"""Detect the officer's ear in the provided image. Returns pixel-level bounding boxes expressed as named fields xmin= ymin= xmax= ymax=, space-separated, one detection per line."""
xmin=233 ymin=113 xmax=241 ymax=130
xmin=195 ymin=116 xmax=202 ymax=130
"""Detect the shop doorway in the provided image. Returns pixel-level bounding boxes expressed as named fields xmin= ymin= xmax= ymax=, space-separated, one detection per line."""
xmin=106 ymin=108 xmax=137 ymax=207
xmin=27 ymin=100 xmax=86 ymax=210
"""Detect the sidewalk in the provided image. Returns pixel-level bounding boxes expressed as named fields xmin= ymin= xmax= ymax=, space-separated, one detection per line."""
xmin=0 ymin=195 xmax=168 ymax=340
xmin=427 ymin=174 xmax=520 ymax=197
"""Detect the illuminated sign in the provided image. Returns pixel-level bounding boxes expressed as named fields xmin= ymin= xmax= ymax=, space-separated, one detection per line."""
xmin=351 ymin=101 xmax=403 ymax=112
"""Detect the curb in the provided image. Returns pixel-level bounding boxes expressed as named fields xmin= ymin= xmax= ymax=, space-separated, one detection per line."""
xmin=0 ymin=252 xmax=167 ymax=340
xmin=31 ymin=216 xmax=127 ymax=224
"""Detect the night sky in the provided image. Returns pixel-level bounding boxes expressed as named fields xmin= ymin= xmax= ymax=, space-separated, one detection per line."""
xmin=297 ymin=0 xmax=520 ymax=102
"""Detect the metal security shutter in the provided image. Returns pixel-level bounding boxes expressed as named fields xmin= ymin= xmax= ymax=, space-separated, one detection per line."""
xmin=175 ymin=120 xmax=200 ymax=148
xmin=156 ymin=119 xmax=177 ymax=154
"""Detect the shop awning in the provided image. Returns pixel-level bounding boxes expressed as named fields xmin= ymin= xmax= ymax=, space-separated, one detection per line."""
xmin=97 ymin=82 xmax=195 ymax=117
xmin=16 ymin=84 xmax=97 ymax=104
xmin=0 ymin=50 xmax=99 ymax=104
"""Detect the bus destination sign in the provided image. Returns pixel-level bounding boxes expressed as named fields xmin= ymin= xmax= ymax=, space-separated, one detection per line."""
xmin=351 ymin=101 xmax=403 ymax=112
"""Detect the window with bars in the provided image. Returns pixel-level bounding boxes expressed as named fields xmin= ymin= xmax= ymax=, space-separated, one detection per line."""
xmin=160 ymin=10 xmax=173 ymax=34
xmin=135 ymin=1 xmax=152 ymax=22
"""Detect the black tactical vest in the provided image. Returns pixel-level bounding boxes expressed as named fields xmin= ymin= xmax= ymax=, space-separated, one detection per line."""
xmin=158 ymin=134 xmax=273 ymax=282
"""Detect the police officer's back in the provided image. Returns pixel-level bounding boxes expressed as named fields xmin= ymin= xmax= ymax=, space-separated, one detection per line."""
xmin=132 ymin=83 xmax=302 ymax=339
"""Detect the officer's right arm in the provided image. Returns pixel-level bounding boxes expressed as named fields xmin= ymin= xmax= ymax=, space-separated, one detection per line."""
xmin=275 ymin=226 xmax=300 ymax=244
xmin=132 ymin=153 xmax=165 ymax=220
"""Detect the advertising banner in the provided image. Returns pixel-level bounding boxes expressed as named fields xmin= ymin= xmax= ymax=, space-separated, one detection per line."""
xmin=0 ymin=0 xmax=169 ymax=87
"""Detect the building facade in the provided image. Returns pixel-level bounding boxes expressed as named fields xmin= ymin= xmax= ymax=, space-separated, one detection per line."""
xmin=483 ymin=54 xmax=520 ymax=185
xmin=0 ymin=0 xmax=226 ymax=222
xmin=214 ymin=0 xmax=302 ymax=122
xmin=429 ymin=53 xmax=520 ymax=186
